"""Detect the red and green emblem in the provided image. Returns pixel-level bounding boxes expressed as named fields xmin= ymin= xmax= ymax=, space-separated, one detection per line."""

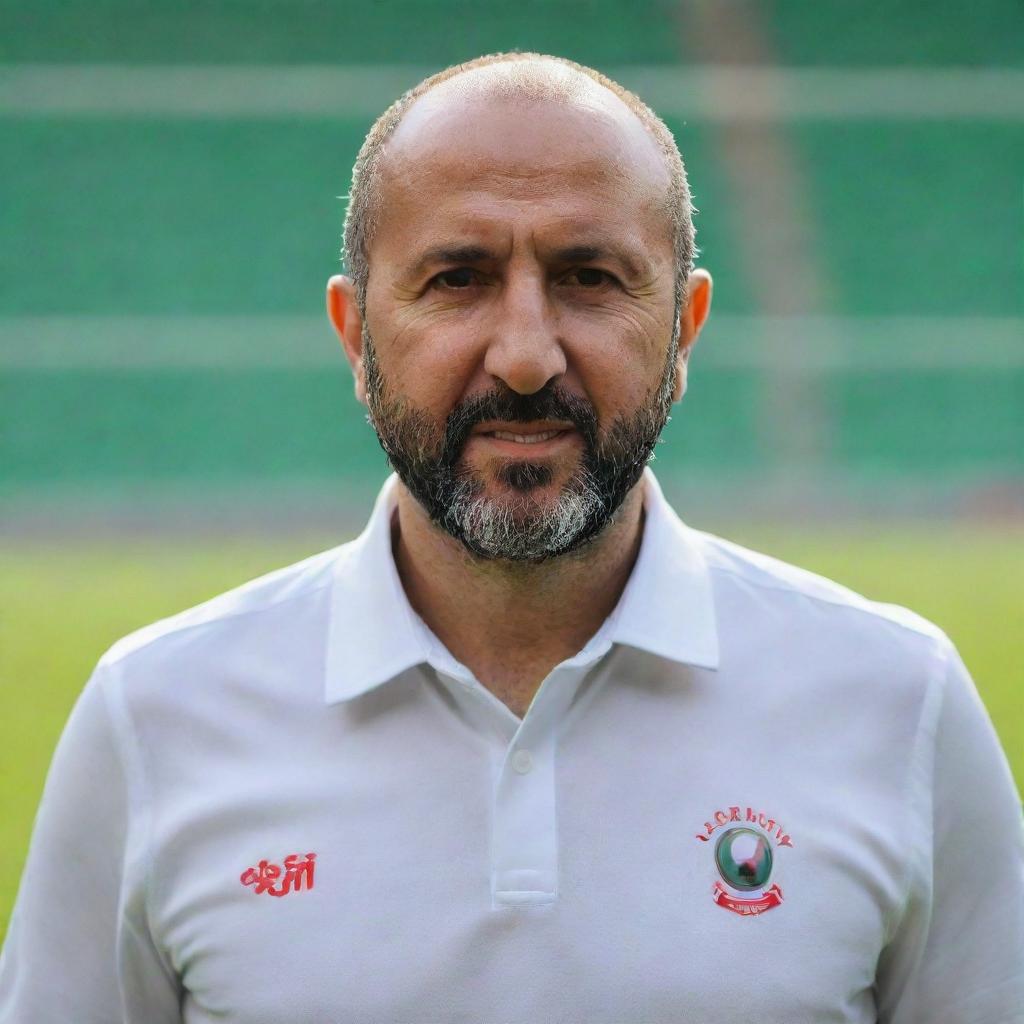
xmin=695 ymin=805 xmax=793 ymax=917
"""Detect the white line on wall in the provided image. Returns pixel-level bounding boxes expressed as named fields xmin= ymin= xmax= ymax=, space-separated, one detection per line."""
xmin=1 ymin=65 xmax=1022 ymax=120
xmin=2 ymin=315 xmax=1020 ymax=370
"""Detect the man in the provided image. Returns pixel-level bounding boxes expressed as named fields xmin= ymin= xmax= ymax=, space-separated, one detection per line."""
xmin=1 ymin=52 xmax=1021 ymax=1024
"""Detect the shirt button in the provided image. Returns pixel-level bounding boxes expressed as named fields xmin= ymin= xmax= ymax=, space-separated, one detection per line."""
xmin=511 ymin=749 xmax=533 ymax=774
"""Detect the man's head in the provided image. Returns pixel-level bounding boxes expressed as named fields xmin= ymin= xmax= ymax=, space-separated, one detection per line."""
xmin=328 ymin=52 xmax=712 ymax=562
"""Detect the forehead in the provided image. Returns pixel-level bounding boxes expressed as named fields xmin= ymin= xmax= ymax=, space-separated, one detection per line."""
xmin=372 ymin=76 xmax=673 ymax=257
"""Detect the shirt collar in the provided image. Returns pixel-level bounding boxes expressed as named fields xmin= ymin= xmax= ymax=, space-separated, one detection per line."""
xmin=324 ymin=468 xmax=719 ymax=705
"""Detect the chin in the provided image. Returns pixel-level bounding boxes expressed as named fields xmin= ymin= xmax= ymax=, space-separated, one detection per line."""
xmin=471 ymin=451 xmax=580 ymax=494
xmin=497 ymin=459 xmax=558 ymax=493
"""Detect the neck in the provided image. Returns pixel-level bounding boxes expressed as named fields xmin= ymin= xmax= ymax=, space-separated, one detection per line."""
xmin=391 ymin=479 xmax=646 ymax=716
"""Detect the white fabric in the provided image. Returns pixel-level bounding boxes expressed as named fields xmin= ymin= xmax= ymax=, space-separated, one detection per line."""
xmin=2 ymin=469 xmax=1021 ymax=1023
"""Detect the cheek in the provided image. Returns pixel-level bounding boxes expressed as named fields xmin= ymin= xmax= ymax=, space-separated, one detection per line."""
xmin=382 ymin=323 xmax=487 ymax=420
xmin=560 ymin=313 xmax=672 ymax=413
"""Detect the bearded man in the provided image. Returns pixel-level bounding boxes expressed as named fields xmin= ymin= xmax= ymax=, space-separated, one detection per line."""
xmin=2 ymin=53 xmax=1021 ymax=1024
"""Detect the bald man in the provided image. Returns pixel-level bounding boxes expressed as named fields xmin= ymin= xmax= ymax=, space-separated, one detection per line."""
xmin=2 ymin=53 xmax=1021 ymax=1024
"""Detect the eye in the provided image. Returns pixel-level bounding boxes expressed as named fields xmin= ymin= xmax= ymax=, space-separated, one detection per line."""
xmin=563 ymin=267 xmax=616 ymax=288
xmin=431 ymin=267 xmax=479 ymax=290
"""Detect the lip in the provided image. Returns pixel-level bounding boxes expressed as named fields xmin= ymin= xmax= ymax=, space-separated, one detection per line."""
xmin=471 ymin=420 xmax=577 ymax=436
xmin=470 ymin=428 xmax=578 ymax=455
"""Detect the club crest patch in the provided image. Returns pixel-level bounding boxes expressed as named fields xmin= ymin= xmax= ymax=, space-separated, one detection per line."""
xmin=695 ymin=806 xmax=793 ymax=916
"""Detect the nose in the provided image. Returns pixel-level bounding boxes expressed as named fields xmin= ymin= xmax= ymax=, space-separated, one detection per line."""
xmin=483 ymin=269 xmax=566 ymax=395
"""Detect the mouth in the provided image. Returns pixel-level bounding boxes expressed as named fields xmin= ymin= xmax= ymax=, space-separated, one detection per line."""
xmin=469 ymin=423 xmax=578 ymax=455
xmin=473 ymin=420 xmax=575 ymax=439
xmin=483 ymin=428 xmax=565 ymax=444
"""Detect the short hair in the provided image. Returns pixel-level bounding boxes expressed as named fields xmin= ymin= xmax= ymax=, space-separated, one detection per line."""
xmin=341 ymin=52 xmax=697 ymax=315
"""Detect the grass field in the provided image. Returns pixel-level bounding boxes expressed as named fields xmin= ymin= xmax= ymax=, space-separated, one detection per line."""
xmin=1 ymin=525 xmax=1021 ymax=941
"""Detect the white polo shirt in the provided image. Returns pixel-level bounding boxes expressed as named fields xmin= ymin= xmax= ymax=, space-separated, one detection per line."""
xmin=2 ymin=469 xmax=1022 ymax=1024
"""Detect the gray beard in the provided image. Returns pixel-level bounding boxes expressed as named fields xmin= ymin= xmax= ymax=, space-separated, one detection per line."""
xmin=361 ymin=318 xmax=679 ymax=563
xmin=439 ymin=461 xmax=609 ymax=561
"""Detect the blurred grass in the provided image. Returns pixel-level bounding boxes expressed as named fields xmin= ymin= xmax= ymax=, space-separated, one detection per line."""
xmin=1 ymin=525 xmax=1021 ymax=940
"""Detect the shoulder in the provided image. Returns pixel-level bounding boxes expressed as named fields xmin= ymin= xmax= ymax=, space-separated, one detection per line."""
xmin=690 ymin=527 xmax=953 ymax=669
xmin=683 ymin=528 xmax=968 ymax=787
xmin=96 ymin=542 xmax=347 ymax=677
xmin=698 ymin=528 xmax=946 ymax=636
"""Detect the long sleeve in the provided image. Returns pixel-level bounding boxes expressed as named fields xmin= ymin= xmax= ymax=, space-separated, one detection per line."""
xmin=0 ymin=661 xmax=181 ymax=1023
xmin=876 ymin=640 xmax=1024 ymax=1023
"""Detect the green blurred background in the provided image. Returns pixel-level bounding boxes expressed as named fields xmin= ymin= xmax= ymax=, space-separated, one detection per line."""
xmin=1 ymin=0 xmax=1022 ymax=939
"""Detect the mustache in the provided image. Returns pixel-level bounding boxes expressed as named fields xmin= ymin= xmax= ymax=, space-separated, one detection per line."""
xmin=440 ymin=384 xmax=599 ymax=464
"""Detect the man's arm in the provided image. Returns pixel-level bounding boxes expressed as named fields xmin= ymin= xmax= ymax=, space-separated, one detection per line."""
xmin=0 ymin=661 xmax=181 ymax=1023
xmin=876 ymin=640 xmax=1024 ymax=1023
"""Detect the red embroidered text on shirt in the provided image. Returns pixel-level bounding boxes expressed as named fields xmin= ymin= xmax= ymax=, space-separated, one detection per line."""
xmin=240 ymin=853 xmax=316 ymax=897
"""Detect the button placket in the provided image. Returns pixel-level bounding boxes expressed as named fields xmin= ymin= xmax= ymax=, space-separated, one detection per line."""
xmin=490 ymin=662 xmax=596 ymax=908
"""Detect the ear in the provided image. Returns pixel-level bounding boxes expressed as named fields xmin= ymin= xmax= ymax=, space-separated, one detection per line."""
xmin=672 ymin=269 xmax=713 ymax=402
xmin=326 ymin=274 xmax=368 ymax=405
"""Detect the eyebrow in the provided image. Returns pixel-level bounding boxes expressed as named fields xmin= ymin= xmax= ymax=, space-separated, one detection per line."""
xmin=408 ymin=245 xmax=495 ymax=279
xmin=406 ymin=240 xmax=651 ymax=282
xmin=549 ymin=244 xmax=647 ymax=280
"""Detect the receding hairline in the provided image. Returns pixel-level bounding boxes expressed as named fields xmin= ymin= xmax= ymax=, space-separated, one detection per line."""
xmin=405 ymin=54 xmax=598 ymax=106
xmin=342 ymin=51 xmax=697 ymax=312
xmin=378 ymin=54 xmax=675 ymax=202
xmin=380 ymin=62 xmax=672 ymax=194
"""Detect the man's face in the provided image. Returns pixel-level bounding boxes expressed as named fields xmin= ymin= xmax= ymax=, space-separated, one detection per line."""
xmin=354 ymin=87 xmax=685 ymax=561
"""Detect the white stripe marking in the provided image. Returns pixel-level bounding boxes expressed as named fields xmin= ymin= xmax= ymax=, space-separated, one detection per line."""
xmin=1 ymin=65 xmax=1023 ymax=120
xmin=1 ymin=315 xmax=1020 ymax=370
